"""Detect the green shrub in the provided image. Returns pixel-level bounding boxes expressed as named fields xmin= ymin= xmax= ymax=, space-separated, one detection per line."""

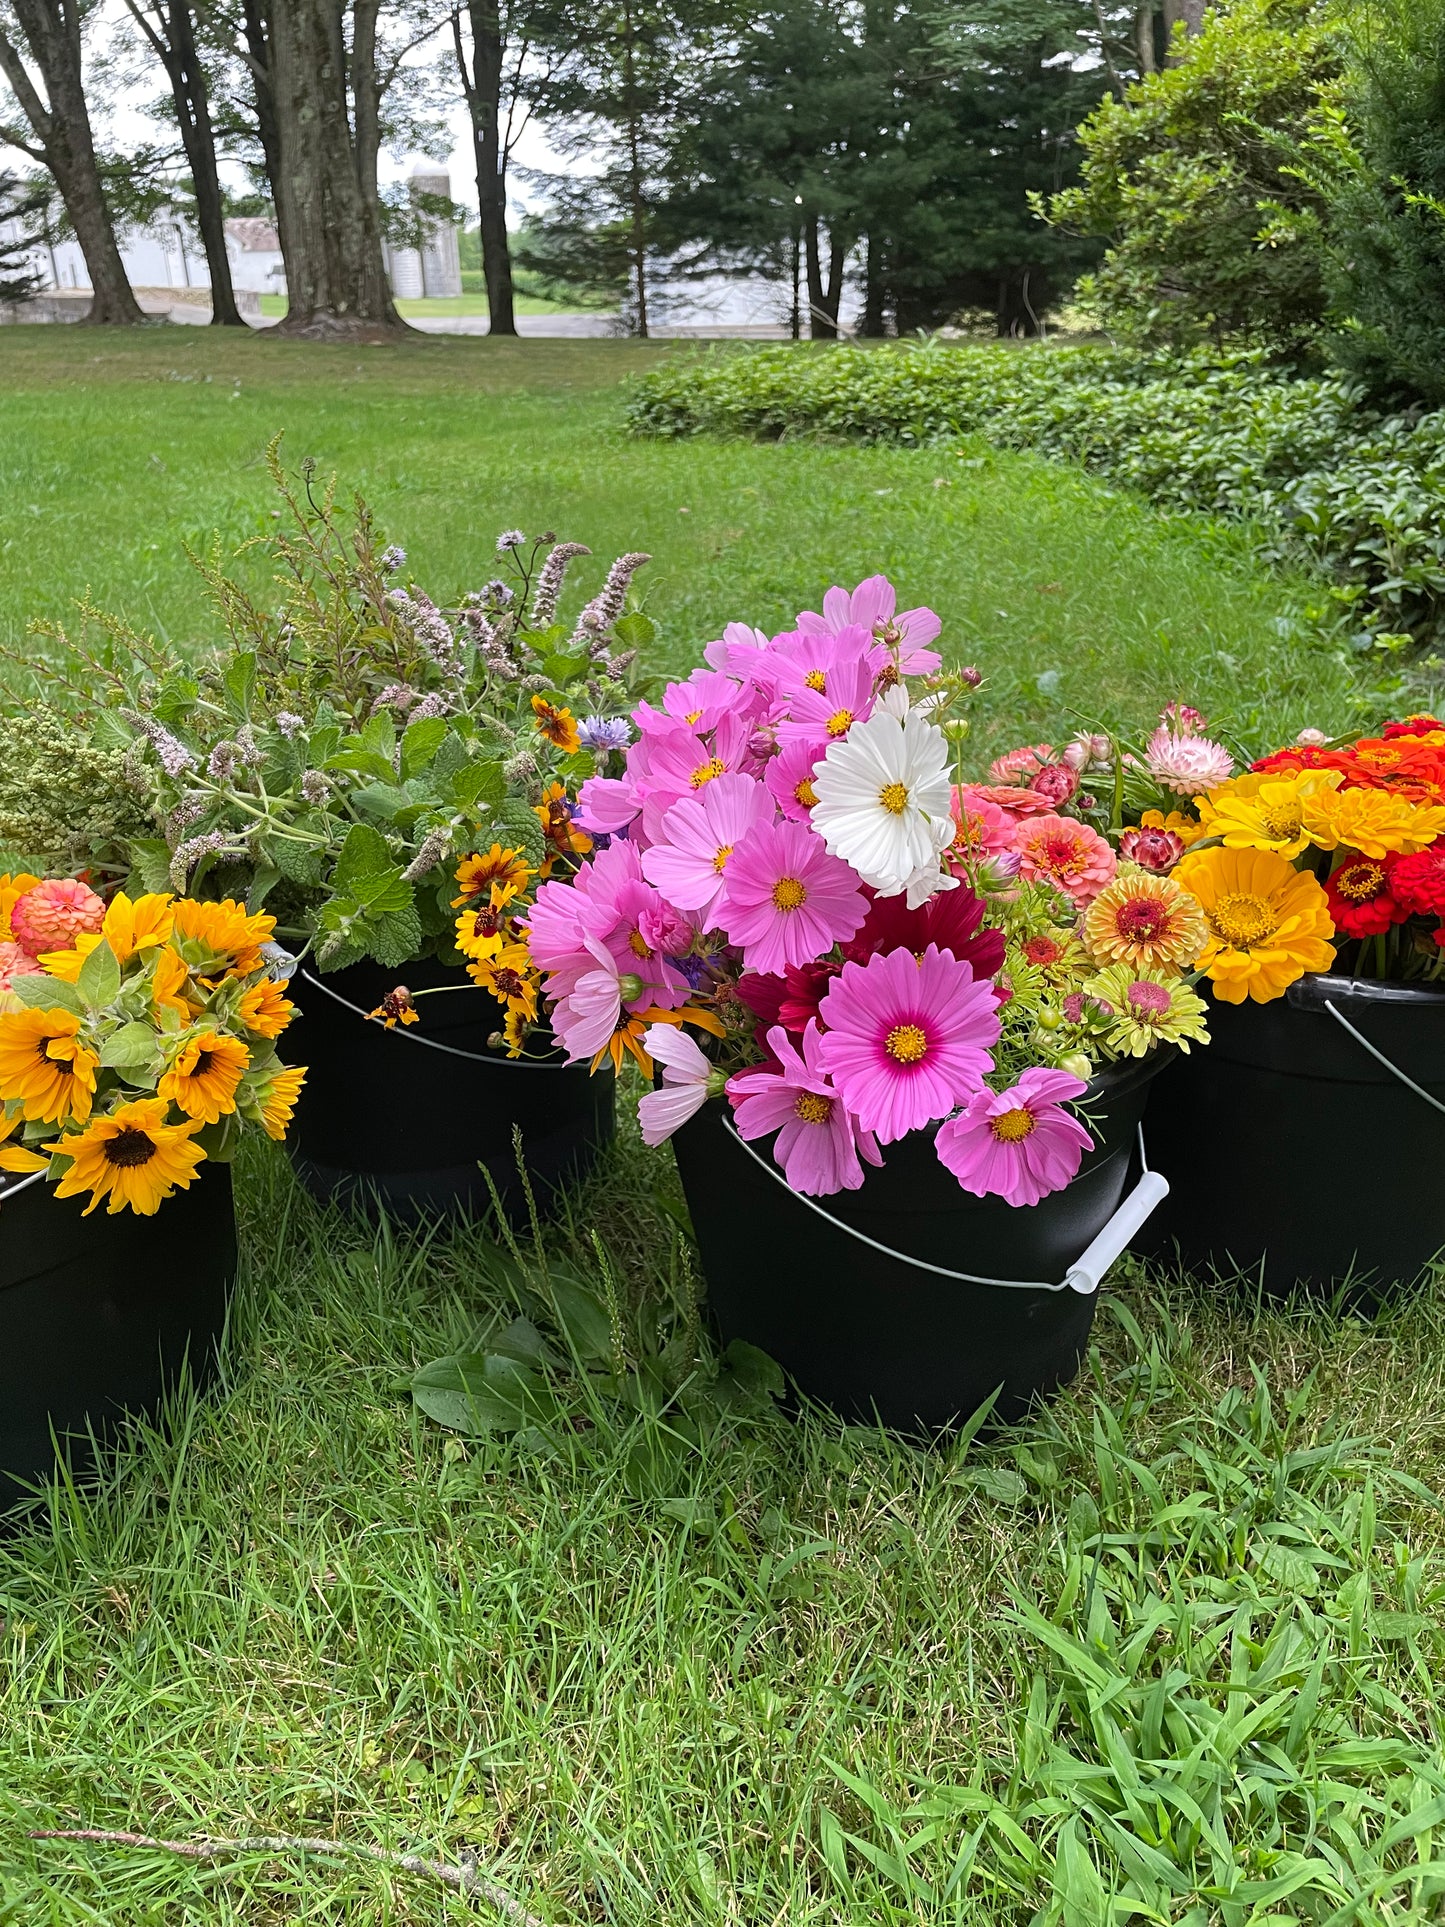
xmin=626 ymin=341 xmax=1445 ymax=647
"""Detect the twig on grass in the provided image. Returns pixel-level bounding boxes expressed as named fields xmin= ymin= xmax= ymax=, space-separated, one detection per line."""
xmin=28 ymin=1828 xmax=546 ymax=1925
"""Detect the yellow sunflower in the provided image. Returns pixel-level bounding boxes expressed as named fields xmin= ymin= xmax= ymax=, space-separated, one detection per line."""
xmin=158 ymin=1029 xmax=251 ymax=1125
xmin=1172 ymin=846 xmax=1336 ymax=1004
xmin=170 ymin=898 xmax=276 ymax=975
xmin=1193 ymin=767 xmax=1343 ymax=859
xmin=534 ymin=781 xmax=593 ymax=861
xmin=467 ymin=941 xmax=539 ymax=1021
xmin=258 ymin=1064 xmax=306 ymax=1141
xmin=452 ymin=845 xmax=534 ymax=908
xmin=0 ymin=872 xmax=41 ymax=942
xmin=0 ymin=1007 xmax=98 ymax=1124
xmin=237 ymin=976 xmax=295 ymax=1038
xmin=531 ymin=693 xmax=581 ymax=754
xmin=51 ymin=1097 xmax=205 ymax=1216
xmin=1299 ymin=786 xmax=1445 ymax=858
xmin=1083 ymin=867 xmax=1208 ymax=972
xmin=151 ymin=945 xmax=197 ymax=1024
xmin=0 ymin=1110 xmax=50 ymax=1173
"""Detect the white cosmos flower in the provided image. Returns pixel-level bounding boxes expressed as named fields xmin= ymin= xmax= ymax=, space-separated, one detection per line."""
xmin=811 ymin=700 xmax=955 ymax=894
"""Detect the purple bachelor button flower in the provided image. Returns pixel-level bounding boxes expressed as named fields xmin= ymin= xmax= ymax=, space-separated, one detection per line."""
xmin=578 ymin=715 xmax=632 ymax=755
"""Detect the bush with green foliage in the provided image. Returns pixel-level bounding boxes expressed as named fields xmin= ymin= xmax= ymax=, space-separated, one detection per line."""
xmin=1043 ymin=0 xmax=1338 ymax=359
xmin=626 ymin=341 xmax=1445 ymax=648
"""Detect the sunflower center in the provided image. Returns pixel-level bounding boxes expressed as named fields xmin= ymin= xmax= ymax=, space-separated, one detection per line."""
xmin=990 ymin=1106 xmax=1036 ymax=1142
xmin=885 ymin=1022 xmax=928 ymax=1064
xmin=1115 ymin=898 xmax=1168 ymax=940
xmin=1337 ymin=858 xmax=1386 ymax=902
xmin=628 ymin=929 xmax=653 ymax=958
xmin=771 ymin=876 xmax=807 ymax=911
xmin=794 ymin=1091 xmax=833 ymax=1124
xmin=826 ymin=709 xmax=854 ymax=738
xmin=711 ymin=843 xmax=734 ymax=873
xmin=794 ymin=778 xmax=818 ymax=809
xmin=39 ymin=1039 xmax=73 ymax=1074
xmin=804 ymin=669 xmax=827 ymax=692
xmin=104 ymin=1127 xmax=157 ymax=1168
xmin=878 ymin=781 xmax=910 ymax=815
xmin=1209 ymin=891 xmax=1278 ymax=949
xmin=192 ymin=1049 xmax=216 ymax=1079
xmin=1126 ymin=981 xmax=1173 ymax=1018
xmin=690 ymin=758 xmax=726 ymax=788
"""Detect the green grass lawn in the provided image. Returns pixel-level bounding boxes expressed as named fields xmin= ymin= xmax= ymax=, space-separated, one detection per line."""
xmin=1 ymin=330 xmax=1442 ymax=1923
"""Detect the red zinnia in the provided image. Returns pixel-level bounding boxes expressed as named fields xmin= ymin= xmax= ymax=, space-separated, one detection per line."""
xmin=1387 ymin=846 xmax=1445 ymax=919
xmin=1324 ymin=852 xmax=1407 ymax=938
xmin=1383 ymin=715 xmax=1445 ymax=740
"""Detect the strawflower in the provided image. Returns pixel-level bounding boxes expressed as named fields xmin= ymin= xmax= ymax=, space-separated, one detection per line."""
xmin=818 ymin=944 xmax=999 ymax=1142
xmin=1142 ymin=721 xmax=1233 ymax=795
xmin=934 ymin=1068 xmax=1093 ymax=1208
xmin=1173 ymin=845 xmax=1335 ymax=1003
xmin=727 ymin=1020 xmax=883 ymax=1194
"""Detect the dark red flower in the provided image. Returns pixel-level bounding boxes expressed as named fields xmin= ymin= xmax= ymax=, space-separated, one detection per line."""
xmin=736 ymin=962 xmax=839 ymax=1035
xmin=1383 ymin=715 xmax=1445 ymax=739
xmin=1324 ymin=852 xmax=1408 ymax=938
xmin=843 ymin=882 xmax=1006 ymax=984
xmin=1387 ymin=846 xmax=1445 ymax=919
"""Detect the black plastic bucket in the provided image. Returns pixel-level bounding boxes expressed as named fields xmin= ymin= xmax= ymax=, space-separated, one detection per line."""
xmin=0 ymin=1165 xmax=236 ymax=1513
xmin=669 ymin=1053 xmax=1170 ymax=1434
xmin=1140 ymin=974 xmax=1445 ymax=1299
xmin=287 ymin=956 xmax=616 ymax=1225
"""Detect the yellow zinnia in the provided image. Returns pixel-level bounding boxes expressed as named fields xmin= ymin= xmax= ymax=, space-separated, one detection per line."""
xmin=1194 ymin=767 xmax=1343 ymax=859
xmin=258 ymin=1064 xmax=306 ymax=1141
xmin=158 ymin=1029 xmax=250 ymax=1124
xmin=0 ymin=1007 xmax=98 ymax=1124
xmin=51 ymin=1097 xmax=205 ymax=1215
xmin=1173 ymin=846 xmax=1336 ymax=1004
xmin=1083 ymin=867 xmax=1208 ymax=972
xmin=1140 ymin=809 xmax=1208 ymax=847
xmin=237 ymin=976 xmax=295 ymax=1038
xmin=170 ymin=899 xmax=276 ymax=975
xmin=1299 ymin=785 xmax=1445 ymax=858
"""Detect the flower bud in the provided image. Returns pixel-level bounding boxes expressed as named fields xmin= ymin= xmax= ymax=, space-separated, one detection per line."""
xmin=1058 ymin=1051 xmax=1094 ymax=1080
xmin=617 ymin=973 xmax=645 ymax=1004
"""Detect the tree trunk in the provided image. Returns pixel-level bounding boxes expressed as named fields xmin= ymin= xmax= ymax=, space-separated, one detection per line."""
xmin=1134 ymin=5 xmax=1157 ymax=73
xmin=239 ymin=0 xmax=290 ymax=266
xmin=620 ymin=0 xmax=648 ymax=338
xmin=804 ymin=217 xmax=842 ymax=338
xmin=455 ymin=0 xmax=516 ymax=336
xmin=860 ymin=235 xmax=886 ymax=337
xmin=129 ymin=0 xmax=245 ymax=324
xmin=1162 ymin=0 xmax=1207 ymax=59
xmin=267 ymin=0 xmax=406 ymax=337
xmin=0 ymin=0 xmax=145 ymax=321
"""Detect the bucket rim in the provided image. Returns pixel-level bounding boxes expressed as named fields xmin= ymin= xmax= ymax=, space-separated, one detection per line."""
xmin=1286 ymin=972 xmax=1445 ymax=1014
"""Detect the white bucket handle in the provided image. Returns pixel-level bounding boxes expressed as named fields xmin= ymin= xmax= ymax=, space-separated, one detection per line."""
xmin=718 ymin=1116 xmax=1169 ymax=1297
xmin=1323 ymin=998 xmax=1445 ymax=1119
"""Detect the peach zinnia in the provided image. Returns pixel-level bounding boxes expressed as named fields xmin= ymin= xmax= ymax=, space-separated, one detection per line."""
xmin=1013 ymin=813 xmax=1116 ymax=906
xmin=1083 ymin=869 xmax=1207 ymax=972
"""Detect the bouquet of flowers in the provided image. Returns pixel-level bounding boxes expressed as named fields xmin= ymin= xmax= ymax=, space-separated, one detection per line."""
xmin=0 ymin=874 xmax=304 ymax=1214
xmin=22 ymin=449 xmax=642 ymax=1054
xmin=979 ymin=706 xmax=1445 ymax=1001
xmin=469 ymin=577 xmax=1209 ymax=1203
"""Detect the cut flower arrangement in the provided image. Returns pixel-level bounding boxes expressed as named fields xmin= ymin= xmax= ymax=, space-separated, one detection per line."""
xmin=0 ymin=875 xmax=304 ymax=1214
xmin=418 ymin=576 xmax=1217 ymax=1206
xmin=29 ymin=450 xmax=644 ymax=1056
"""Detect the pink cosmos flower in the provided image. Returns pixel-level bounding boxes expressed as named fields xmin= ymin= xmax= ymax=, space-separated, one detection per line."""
xmin=949 ymin=787 xmax=1016 ymax=862
xmin=575 ymin=773 xmax=642 ymax=836
xmin=727 ymin=1020 xmax=882 ymax=1195
xmin=526 ymin=840 xmax=643 ymax=978
xmin=818 ymin=943 xmax=1000 ymax=1143
xmin=1013 ymin=813 xmax=1117 ymax=906
xmin=1142 ymin=722 xmax=1233 ymax=796
xmin=770 ymin=623 xmax=883 ymax=700
xmin=10 ymin=878 xmax=106 ymax=958
xmin=637 ymin=1025 xmax=719 ymax=1146
xmin=766 ymin=737 xmax=829 ymax=822
xmin=0 ymin=940 xmax=41 ymax=991
xmin=703 ymin=620 xmax=773 ymax=678
xmin=796 ymin=575 xmax=943 ymax=676
xmin=636 ymin=712 xmax=757 ymax=842
xmin=717 ymin=817 xmax=867 ymax=976
xmin=775 ymin=653 xmax=877 ymax=746
xmin=549 ymin=936 xmax=625 ymax=1064
xmin=596 ymin=877 xmax=694 ymax=1008
xmin=641 ymin=773 xmax=775 ymax=927
xmin=934 ymin=1067 xmax=1093 ymax=1207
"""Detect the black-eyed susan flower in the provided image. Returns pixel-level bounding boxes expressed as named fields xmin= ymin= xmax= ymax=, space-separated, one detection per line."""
xmin=368 ymin=986 xmax=419 ymax=1028
xmin=51 ymin=1097 xmax=205 ymax=1215
xmin=454 ymin=884 xmax=521 ymax=962
xmin=452 ymin=845 xmax=534 ymax=908
xmin=0 ymin=1007 xmax=98 ymax=1125
xmin=158 ymin=1028 xmax=251 ymax=1125
xmin=530 ymin=693 xmax=581 ymax=755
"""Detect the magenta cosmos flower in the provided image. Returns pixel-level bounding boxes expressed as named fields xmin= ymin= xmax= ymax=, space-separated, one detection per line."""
xmin=776 ymin=652 xmax=878 ymax=747
xmin=1013 ymin=812 xmax=1116 ymax=906
xmin=797 ymin=575 xmax=943 ymax=676
xmin=934 ymin=1067 xmax=1093 ymax=1207
xmin=818 ymin=943 xmax=999 ymax=1143
xmin=766 ymin=737 xmax=829 ymax=821
xmin=717 ymin=817 xmax=867 ymax=976
xmin=641 ymin=773 xmax=775 ymax=927
xmin=727 ymin=1021 xmax=882 ymax=1195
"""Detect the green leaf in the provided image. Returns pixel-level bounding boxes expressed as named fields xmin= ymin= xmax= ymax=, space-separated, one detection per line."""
xmin=545 ymin=1266 xmax=614 ymax=1363
xmin=245 ymin=864 xmax=281 ymax=913
xmin=7 ymin=975 xmax=85 ymax=1016
xmin=126 ymin=839 xmax=174 ymax=896
xmin=359 ymin=710 xmax=397 ymax=759
xmin=411 ymin=1353 xmax=561 ymax=1437
xmin=352 ymin=868 xmax=412 ymax=916
xmin=362 ymin=902 xmax=424 ymax=970
xmin=325 ymin=747 xmax=398 ymax=784
xmin=98 ymin=1021 xmax=160 ymax=1069
xmin=451 ymin=759 xmax=507 ymax=811
xmin=334 ymin=822 xmax=395 ymax=893
xmin=194 ymin=1114 xmax=239 ymax=1163
xmin=493 ymin=796 xmax=546 ymax=868
xmin=613 ymin=610 xmax=655 ymax=649
xmin=350 ymin=782 xmax=416 ymax=825
xmin=264 ymin=833 xmax=326 ymax=889
xmin=400 ymin=715 xmax=449 ymax=778
xmin=539 ymin=650 xmax=592 ymax=684
xmin=958 ymin=1466 xmax=1030 ymax=1506
xmin=222 ymin=651 xmax=257 ymax=719
xmin=76 ymin=939 xmax=121 ymax=1010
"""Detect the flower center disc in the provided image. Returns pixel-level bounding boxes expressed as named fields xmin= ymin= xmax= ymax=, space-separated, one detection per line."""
xmin=1116 ymin=899 xmax=1168 ymax=940
xmin=878 ymin=781 xmax=910 ymax=815
xmin=794 ymin=778 xmax=818 ymax=809
xmin=794 ymin=1091 xmax=833 ymax=1123
xmin=826 ymin=709 xmax=854 ymax=737
xmin=1209 ymin=891 xmax=1277 ymax=949
xmin=885 ymin=1022 xmax=928 ymax=1064
xmin=772 ymin=876 xmax=808 ymax=911
xmin=628 ymin=930 xmax=653 ymax=958
xmin=804 ymin=670 xmax=827 ymax=692
xmin=1258 ymin=801 xmax=1302 ymax=841
xmin=712 ymin=843 xmax=734 ymax=874
xmin=990 ymin=1106 xmax=1036 ymax=1142
xmin=1337 ymin=859 xmax=1384 ymax=901
xmin=1126 ymin=981 xmax=1172 ymax=1018
xmin=690 ymin=758 xmax=726 ymax=789
xmin=105 ymin=1128 xmax=157 ymax=1168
